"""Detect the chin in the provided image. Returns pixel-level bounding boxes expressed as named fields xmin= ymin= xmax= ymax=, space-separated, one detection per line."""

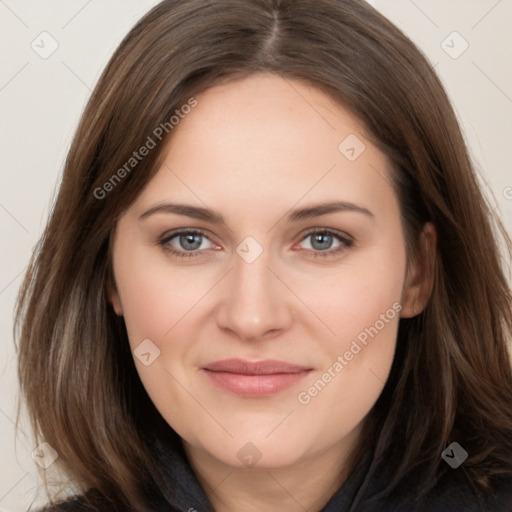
xmin=206 ymin=438 xmax=308 ymax=469
xmin=185 ymin=421 xmax=319 ymax=468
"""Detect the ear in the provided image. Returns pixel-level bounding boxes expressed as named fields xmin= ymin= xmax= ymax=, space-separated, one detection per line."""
xmin=106 ymin=276 xmax=123 ymax=316
xmin=401 ymin=222 xmax=437 ymax=318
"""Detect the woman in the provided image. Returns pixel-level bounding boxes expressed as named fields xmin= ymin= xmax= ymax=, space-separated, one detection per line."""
xmin=15 ymin=0 xmax=512 ymax=510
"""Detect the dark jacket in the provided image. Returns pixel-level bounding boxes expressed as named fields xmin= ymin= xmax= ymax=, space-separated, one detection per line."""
xmin=42 ymin=434 xmax=512 ymax=512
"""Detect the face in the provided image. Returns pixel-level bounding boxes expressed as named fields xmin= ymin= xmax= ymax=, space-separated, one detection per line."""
xmin=109 ymin=73 xmax=428 ymax=470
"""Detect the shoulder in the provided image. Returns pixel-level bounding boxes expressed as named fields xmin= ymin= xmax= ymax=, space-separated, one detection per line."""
xmin=37 ymin=495 xmax=127 ymax=512
xmin=360 ymin=469 xmax=512 ymax=511
xmin=37 ymin=497 xmax=92 ymax=512
xmin=403 ymin=470 xmax=512 ymax=512
xmin=37 ymin=494 xmax=178 ymax=512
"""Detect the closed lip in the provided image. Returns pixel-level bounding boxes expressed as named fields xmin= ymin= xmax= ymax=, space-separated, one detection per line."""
xmin=201 ymin=358 xmax=313 ymax=397
xmin=202 ymin=358 xmax=312 ymax=375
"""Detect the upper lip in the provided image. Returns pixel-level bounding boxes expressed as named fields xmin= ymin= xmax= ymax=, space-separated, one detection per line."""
xmin=203 ymin=358 xmax=311 ymax=375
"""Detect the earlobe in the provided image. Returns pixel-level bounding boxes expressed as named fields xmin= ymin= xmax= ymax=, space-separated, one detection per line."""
xmin=106 ymin=279 xmax=123 ymax=316
xmin=401 ymin=222 xmax=437 ymax=318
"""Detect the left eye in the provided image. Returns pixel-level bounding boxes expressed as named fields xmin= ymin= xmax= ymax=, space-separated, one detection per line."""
xmin=299 ymin=231 xmax=342 ymax=251
xmin=294 ymin=229 xmax=353 ymax=258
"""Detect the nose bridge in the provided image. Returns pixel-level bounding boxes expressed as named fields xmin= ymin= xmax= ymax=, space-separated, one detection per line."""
xmin=216 ymin=246 xmax=294 ymax=340
xmin=232 ymin=252 xmax=272 ymax=303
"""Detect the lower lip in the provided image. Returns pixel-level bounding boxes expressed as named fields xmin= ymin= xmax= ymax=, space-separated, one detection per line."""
xmin=202 ymin=369 xmax=311 ymax=397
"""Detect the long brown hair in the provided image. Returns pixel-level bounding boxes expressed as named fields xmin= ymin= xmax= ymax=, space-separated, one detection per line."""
xmin=15 ymin=0 xmax=512 ymax=509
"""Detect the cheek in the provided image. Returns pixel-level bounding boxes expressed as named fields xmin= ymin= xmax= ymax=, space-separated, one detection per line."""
xmin=112 ymin=244 xmax=221 ymax=409
xmin=114 ymin=246 xmax=211 ymax=347
xmin=299 ymin=247 xmax=405 ymax=349
xmin=112 ymin=250 xmax=208 ymax=430
xmin=292 ymin=249 xmax=404 ymax=418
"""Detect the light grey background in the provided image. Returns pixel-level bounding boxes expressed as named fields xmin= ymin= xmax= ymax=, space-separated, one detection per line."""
xmin=1 ymin=1 xmax=511 ymax=510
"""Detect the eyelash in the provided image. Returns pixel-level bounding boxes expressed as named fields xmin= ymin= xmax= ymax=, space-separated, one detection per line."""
xmin=158 ymin=228 xmax=354 ymax=259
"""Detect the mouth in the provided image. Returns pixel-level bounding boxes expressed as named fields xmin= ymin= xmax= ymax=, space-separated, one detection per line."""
xmin=201 ymin=359 xmax=313 ymax=397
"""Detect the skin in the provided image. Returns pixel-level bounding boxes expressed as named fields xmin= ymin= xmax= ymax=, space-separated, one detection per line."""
xmin=109 ymin=73 xmax=436 ymax=512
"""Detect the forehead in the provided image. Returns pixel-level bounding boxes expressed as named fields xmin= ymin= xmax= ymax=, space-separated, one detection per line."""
xmin=129 ymin=73 xmax=397 ymax=226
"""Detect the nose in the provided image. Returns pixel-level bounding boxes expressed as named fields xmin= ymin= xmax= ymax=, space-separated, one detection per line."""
xmin=216 ymin=249 xmax=295 ymax=342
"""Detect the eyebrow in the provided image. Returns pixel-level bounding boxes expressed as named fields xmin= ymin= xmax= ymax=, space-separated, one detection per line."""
xmin=138 ymin=200 xmax=374 ymax=224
